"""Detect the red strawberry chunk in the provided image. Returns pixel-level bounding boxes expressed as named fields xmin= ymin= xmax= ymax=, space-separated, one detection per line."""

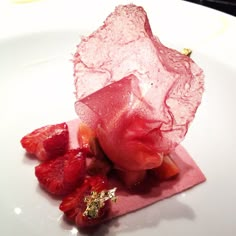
xmin=87 ymin=157 xmax=112 ymax=176
xmin=153 ymin=154 xmax=179 ymax=180
xmin=77 ymin=123 xmax=96 ymax=155
xmin=21 ymin=122 xmax=69 ymax=161
xmin=77 ymin=123 xmax=112 ymax=176
xmin=59 ymin=175 xmax=110 ymax=227
xmin=116 ymin=169 xmax=147 ymax=188
xmin=35 ymin=149 xmax=86 ymax=195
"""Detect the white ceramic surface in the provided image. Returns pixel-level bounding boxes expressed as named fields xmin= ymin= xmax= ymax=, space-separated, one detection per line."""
xmin=0 ymin=0 xmax=236 ymax=235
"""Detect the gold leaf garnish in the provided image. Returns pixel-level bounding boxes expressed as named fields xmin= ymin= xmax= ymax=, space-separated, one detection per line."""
xmin=182 ymin=48 xmax=192 ymax=57
xmin=83 ymin=188 xmax=117 ymax=219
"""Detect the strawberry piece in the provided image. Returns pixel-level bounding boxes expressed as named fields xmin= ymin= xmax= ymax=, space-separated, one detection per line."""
xmin=21 ymin=122 xmax=69 ymax=161
xmin=59 ymin=175 xmax=110 ymax=227
xmin=87 ymin=157 xmax=112 ymax=176
xmin=78 ymin=123 xmax=112 ymax=176
xmin=35 ymin=149 xmax=86 ymax=195
xmin=116 ymin=169 xmax=146 ymax=188
xmin=78 ymin=123 xmax=104 ymax=158
xmin=153 ymin=154 xmax=179 ymax=180
xmin=78 ymin=123 xmax=96 ymax=155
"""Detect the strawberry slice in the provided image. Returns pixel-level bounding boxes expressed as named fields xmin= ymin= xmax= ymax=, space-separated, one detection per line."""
xmin=35 ymin=149 xmax=86 ymax=195
xmin=116 ymin=169 xmax=147 ymax=188
xmin=21 ymin=122 xmax=69 ymax=161
xmin=78 ymin=123 xmax=112 ymax=176
xmin=87 ymin=157 xmax=112 ymax=176
xmin=59 ymin=175 xmax=112 ymax=227
xmin=78 ymin=123 xmax=105 ymax=159
xmin=153 ymin=154 xmax=179 ymax=180
xmin=78 ymin=123 xmax=96 ymax=155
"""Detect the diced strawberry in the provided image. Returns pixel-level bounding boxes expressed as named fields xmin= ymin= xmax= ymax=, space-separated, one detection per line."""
xmin=59 ymin=175 xmax=111 ymax=227
xmin=87 ymin=157 xmax=112 ymax=176
xmin=153 ymin=154 xmax=179 ymax=180
xmin=78 ymin=123 xmax=107 ymax=159
xmin=21 ymin=122 xmax=69 ymax=161
xmin=35 ymin=149 xmax=86 ymax=195
xmin=77 ymin=123 xmax=96 ymax=155
xmin=116 ymin=169 xmax=146 ymax=188
xmin=78 ymin=123 xmax=112 ymax=176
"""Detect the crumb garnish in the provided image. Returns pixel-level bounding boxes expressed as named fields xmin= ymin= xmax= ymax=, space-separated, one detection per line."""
xmin=83 ymin=188 xmax=117 ymax=219
xmin=182 ymin=48 xmax=192 ymax=57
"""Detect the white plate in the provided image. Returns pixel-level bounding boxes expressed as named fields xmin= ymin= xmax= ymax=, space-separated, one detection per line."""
xmin=0 ymin=0 xmax=236 ymax=235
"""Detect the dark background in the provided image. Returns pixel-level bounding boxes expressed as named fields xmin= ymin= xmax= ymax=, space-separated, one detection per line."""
xmin=184 ymin=0 xmax=236 ymax=16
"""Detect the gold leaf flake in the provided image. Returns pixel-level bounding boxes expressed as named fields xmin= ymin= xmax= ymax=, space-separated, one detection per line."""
xmin=83 ymin=188 xmax=117 ymax=219
xmin=182 ymin=48 xmax=192 ymax=57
